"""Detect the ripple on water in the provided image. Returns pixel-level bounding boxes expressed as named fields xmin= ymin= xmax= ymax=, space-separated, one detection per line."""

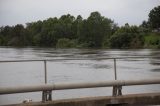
xmin=150 ymin=68 xmax=160 ymax=72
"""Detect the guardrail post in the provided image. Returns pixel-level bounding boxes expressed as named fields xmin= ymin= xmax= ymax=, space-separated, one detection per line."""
xmin=42 ymin=60 xmax=52 ymax=102
xmin=42 ymin=90 xmax=52 ymax=102
xmin=113 ymin=58 xmax=117 ymax=80
xmin=117 ymin=85 xmax=122 ymax=96
xmin=44 ymin=60 xmax=47 ymax=84
xmin=112 ymin=58 xmax=122 ymax=96
xmin=112 ymin=85 xmax=122 ymax=96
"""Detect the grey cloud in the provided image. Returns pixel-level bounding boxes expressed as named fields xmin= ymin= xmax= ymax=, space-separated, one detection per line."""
xmin=0 ymin=0 xmax=159 ymax=26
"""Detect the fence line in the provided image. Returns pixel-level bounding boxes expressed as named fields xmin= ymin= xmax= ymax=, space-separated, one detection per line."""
xmin=0 ymin=56 xmax=159 ymax=63
xmin=0 ymin=56 xmax=160 ymax=101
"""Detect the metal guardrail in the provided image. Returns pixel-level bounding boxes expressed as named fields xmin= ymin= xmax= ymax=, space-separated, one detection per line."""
xmin=0 ymin=57 xmax=160 ymax=102
xmin=0 ymin=56 xmax=159 ymax=83
xmin=0 ymin=56 xmax=159 ymax=62
xmin=0 ymin=79 xmax=160 ymax=94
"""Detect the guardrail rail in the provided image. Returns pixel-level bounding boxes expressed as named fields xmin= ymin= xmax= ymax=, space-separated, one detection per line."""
xmin=0 ymin=57 xmax=160 ymax=103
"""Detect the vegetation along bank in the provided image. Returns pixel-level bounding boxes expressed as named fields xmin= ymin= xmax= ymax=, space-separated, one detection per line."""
xmin=0 ymin=6 xmax=160 ymax=49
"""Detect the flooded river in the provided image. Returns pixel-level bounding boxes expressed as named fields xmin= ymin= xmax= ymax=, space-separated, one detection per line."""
xmin=0 ymin=47 xmax=160 ymax=105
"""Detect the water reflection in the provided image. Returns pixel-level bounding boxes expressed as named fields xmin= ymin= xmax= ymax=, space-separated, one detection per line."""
xmin=150 ymin=68 xmax=160 ymax=72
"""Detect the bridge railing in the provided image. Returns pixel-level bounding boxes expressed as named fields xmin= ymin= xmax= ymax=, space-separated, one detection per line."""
xmin=0 ymin=56 xmax=160 ymax=102
xmin=0 ymin=56 xmax=159 ymax=82
xmin=0 ymin=79 xmax=160 ymax=102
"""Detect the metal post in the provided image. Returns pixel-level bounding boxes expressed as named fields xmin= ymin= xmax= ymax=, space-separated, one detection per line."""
xmin=44 ymin=60 xmax=47 ymax=84
xmin=113 ymin=58 xmax=117 ymax=80
xmin=113 ymin=58 xmax=121 ymax=96
xmin=42 ymin=90 xmax=52 ymax=102
xmin=117 ymin=85 xmax=122 ymax=96
xmin=112 ymin=86 xmax=117 ymax=96
xmin=42 ymin=60 xmax=52 ymax=102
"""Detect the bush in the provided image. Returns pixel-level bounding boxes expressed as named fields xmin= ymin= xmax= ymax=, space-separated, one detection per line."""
xmin=109 ymin=33 xmax=132 ymax=48
xmin=109 ymin=25 xmax=144 ymax=48
xmin=56 ymin=38 xmax=77 ymax=48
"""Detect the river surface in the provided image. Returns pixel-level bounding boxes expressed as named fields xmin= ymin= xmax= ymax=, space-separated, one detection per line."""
xmin=0 ymin=47 xmax=160 ymax=105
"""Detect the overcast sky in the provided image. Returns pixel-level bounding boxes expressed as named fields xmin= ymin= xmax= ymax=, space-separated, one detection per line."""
xmin=0 ymin=0 xmax=159 ymax=26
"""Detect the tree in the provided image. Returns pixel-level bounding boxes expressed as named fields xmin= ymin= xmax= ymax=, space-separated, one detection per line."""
xmin=0 ymin=26 xmax=13 ymax=45
xmin=72 ymin=15 xmax=83 ymax=39
xmin=78 ymin=11 xmax=113 ymax=47
xmin=7 ymin=24 xmax=25 ymax=46
xmin=26 ymin=21 xmax=43 ymax=45
xmin=109 ymin=25 xmax=144 ymax=48
xmin=148 ymin=6 xmax=160 ymax=29
xmin=0 ymin=11 xmax=116 ymax=48
xmin=139 ymin=21 xmax=150 ymax=33
xmin=59 ymin=14 xmax=75 ymax=39
xmin=141 ymin=21 xmax=149 ymax=28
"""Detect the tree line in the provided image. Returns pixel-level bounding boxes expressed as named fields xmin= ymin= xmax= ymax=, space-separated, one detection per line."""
xmin=0 ymin=6 xmax=159 ymax=48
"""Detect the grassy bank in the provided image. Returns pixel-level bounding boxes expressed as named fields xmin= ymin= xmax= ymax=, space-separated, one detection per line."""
xmin=144 ymin=32 xmax=160 ymax=49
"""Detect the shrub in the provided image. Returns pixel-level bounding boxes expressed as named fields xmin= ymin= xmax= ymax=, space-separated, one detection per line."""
xmin=56 ymin=38 xmax=77 ymax=48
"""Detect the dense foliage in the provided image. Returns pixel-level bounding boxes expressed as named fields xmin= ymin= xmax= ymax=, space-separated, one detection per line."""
xmin=109 ymin=24 xmax=144 ymax=48
xmin=0 ymin=12 xmax=116 ymax=48
xmin=148 ymin=6 xmax=160 ymax=29
xmin=0 ymin=6 xmax=160 ymax=48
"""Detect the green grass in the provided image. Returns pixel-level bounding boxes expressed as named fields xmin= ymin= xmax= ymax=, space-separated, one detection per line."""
xmin=144 ymin=32 xmax=160 ymax=48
